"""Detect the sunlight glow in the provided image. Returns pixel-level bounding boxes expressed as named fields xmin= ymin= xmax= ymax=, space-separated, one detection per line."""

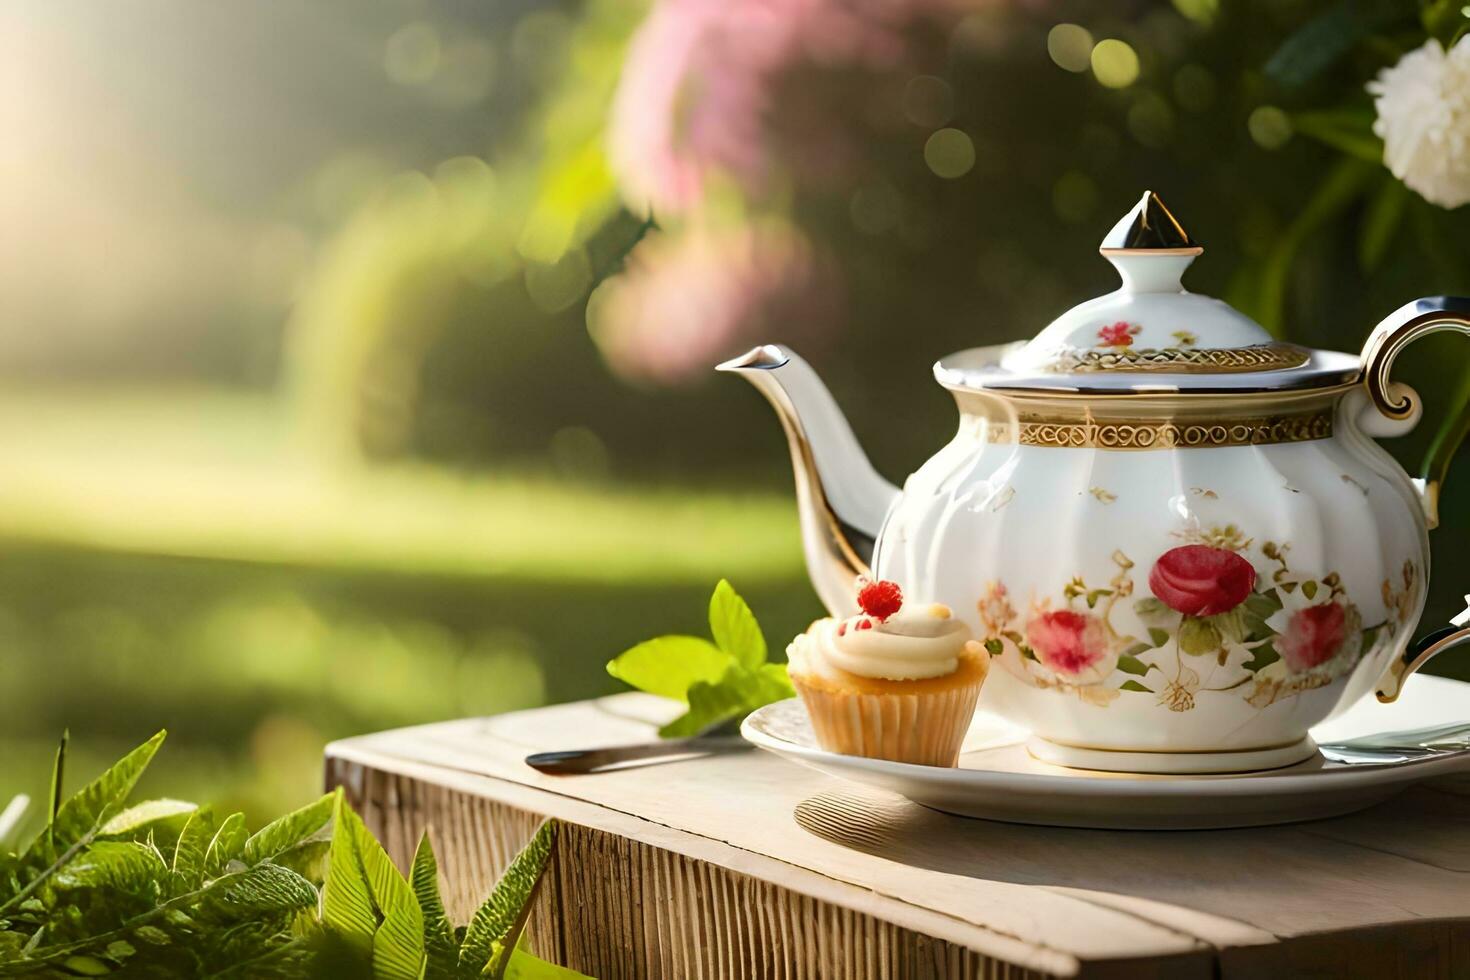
xmin=1091 ymin=39 xmax=1140 ymax=89
xmin=1047 ymin=24 xmax=1094 ymax=74
xmin=924 ymin=129 xmax=976 ymax=179
xmin=385 ymin=22 xmax=442 ymax=85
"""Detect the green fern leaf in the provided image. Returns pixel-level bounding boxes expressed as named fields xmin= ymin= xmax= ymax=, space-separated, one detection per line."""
xmin=347 ymin=805 xmax=424 ymax=980
xmin=241 ymin=793 xmax=334 ymax=868
xmin=171 ymin=807 xmax=219 ymax=891
xmin=196 ymin=862 xmax=320 ymax=920
xmin=205 ymin=813 xmax=249 ymax=877
xmin=46 ymin=731 xmax=68 ymax=838
xmin=29 ymin=731 xmax=165 ymax=864
xmin=320 ymin=792 xmax=427 ymax=979
xmin=2 ymin=731 xmax=166 ymax=917
xmin=19 ymin=862 xmax=318 ymax=971
xmin=52 ymin=840 xmax=168 ymax=892
xmin=501 ymin=945 xmax=592 ymax=980
xmin=459 ymin=821 xmax=557 ymax=976
xmin=322 ymin=794 xmax=376 ymax=958
xmin=99 ymin=799 xmax=198 ymax=839
xmin=411 ymin=832 xmax=458 ymax=980
xmin=273 ymin=839 xmax=330 ymax=885
xmin=204 ymin=930 xmax=316 ymax=979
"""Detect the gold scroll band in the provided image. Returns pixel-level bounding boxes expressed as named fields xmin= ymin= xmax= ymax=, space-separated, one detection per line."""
xmin=1046 ymin=344 xmax=1310 ymax=374
xmin=985 ymin=409 xmax=1334 ymax=450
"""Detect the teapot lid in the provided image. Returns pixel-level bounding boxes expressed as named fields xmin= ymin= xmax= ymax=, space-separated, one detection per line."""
xmin=936 ymin=192 xmax=1360 ymax=395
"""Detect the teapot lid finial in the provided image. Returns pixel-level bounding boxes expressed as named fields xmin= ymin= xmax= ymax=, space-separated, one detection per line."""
xmin=1100 ymin=191 xmax=1199 ymax=253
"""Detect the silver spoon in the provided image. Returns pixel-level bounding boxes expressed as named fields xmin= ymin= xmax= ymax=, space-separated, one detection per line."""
xmin=1318 ymin=721 xmax=1470 ymax=765
xmin=525 ymin=716 xmax=748 ymax=775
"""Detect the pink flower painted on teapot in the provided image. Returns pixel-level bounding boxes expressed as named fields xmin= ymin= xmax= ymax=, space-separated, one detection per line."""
xmin=1096 ymin=321 xmax=1141 ymax=347
xmin=1026 ymin=609 xmax=1108 ymax=677
xmin=1148 ymin=545 xmax=1256 ymax=617
xmin=1279 ymin=602 xmax=1349 ymax=672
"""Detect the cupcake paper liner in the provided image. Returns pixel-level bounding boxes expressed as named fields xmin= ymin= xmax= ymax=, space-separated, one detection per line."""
xmin=790 ymin=669 xmax=984 ymax=767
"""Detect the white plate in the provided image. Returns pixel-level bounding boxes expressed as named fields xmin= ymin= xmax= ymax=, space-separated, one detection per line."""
xmin=741 ymin=675 xmax=1470 ymax=829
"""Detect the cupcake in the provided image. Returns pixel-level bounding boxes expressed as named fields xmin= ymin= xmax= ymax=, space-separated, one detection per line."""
xmin=786 ymin=579 xmax=988 ymax=767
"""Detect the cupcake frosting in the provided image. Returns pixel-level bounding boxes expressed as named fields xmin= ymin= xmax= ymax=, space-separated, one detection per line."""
xmin=789 ymin=604 xmax=975 ymax=681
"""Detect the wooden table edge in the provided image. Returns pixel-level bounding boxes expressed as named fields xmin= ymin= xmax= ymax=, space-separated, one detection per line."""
xmin=325 ymin=736 xmax=1100 ymax=977
xmin=328 ymin=719 xmax=1470 ymax=979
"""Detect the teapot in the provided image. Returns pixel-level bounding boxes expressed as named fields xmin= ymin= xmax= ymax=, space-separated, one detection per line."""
xmin=722 ymin=191 xmax=1470 ymax=773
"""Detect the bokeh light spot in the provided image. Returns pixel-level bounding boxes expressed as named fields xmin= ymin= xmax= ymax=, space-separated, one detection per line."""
xmin=924 ymin=129 xmax=976 ymax=179
xmin=385 ymin=22 xmax=441 ymax=86
xmin=1091 ymin=39 xmax=1140 ymax=89
xmin=1171 ymin=0 xmax=1220 ymax=25
xmin=426 ymin=37 xmax=497 ymax=107
xmin=1052 ymin=171 xmax=1100 ymax=224
xmin=434 ymin=156 xmax=496 ymax=203
xmin=1047 ymin=24 xmax=1094 ymax=73
xmin=951 ymin=11 xmax=1009 ymax=56
xmin=460 ymin=244 xmax=516 ymax=288
xmin=1173 ymin=64 xmax=1217 ymax=112
xmin=435 ymin=156 xmax=497 ymax=246
xmin=1128 ymin=91 xmax=1174 ymax=148
xmin=512 ymin=11 xmax=571 ymax=80
xmin=849 ymin=183 xmax=903 ymax=235
xmin=903 ymin=75 xmax=954 ymax=128
xmin=379 ymin=170 xmax=439 ymax=216
xmin=550 ymin=426 xmax=610 ymax=483
xmin=1248 ymin=105 xmax=1292 ymax=149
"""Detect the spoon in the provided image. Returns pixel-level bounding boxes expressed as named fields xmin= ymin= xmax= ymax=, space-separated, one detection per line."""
xmin=525 ymin=716 xmax=748 ymax=775
xmin=1317 ymin=721 xmax=1470 ymax=765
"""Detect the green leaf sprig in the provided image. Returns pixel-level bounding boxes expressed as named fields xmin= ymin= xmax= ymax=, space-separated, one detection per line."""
xmin=0 ymin=733 xmax=589 ymax=979
xmin=606 ymin=579 xmax=795 ymax=738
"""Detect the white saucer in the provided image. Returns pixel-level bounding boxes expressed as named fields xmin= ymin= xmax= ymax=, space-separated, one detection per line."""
xmin=742 ymin=675 xmax=1470 ymax=829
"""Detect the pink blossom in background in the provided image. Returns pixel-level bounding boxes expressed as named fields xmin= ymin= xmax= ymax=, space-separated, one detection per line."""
xmin=608 ymin=0 xmax=974 ymax=215
xmin=587 ymin=223 xmax=838 ymax=386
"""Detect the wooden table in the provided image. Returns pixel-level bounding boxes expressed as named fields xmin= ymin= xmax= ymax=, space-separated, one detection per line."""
xmin=324 ymin=692 xmax=1470 ymax=979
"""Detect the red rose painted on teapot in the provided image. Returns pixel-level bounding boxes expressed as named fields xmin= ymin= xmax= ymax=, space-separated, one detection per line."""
xmin=723 ymin=192 xmax=1470 ymax=773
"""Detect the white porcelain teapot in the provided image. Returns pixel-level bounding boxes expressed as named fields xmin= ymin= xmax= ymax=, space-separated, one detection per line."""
xmin=722 ymin=191 xmax=1470 ymax=773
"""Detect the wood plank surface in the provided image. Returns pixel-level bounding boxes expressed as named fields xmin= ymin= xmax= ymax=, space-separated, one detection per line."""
xmin=325 ymin=691 xmax=1470 ymax=979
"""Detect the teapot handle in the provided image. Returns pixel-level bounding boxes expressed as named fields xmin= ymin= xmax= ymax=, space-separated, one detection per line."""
xmin=1360 ymin=296 xmax=1470 ymax=530
xmin=1376 ymin=598 xmax=1470 ymax=702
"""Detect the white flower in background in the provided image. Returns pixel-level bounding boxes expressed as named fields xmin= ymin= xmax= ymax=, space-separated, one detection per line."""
xmin=1368 ymin=36 xmax=1470 ymax=209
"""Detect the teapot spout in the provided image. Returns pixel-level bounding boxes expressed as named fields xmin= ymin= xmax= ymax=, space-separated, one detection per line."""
xmin=718 ymin=345 xmax=900 ymax=616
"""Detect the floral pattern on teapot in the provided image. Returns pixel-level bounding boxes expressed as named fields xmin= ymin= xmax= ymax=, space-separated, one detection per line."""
xmin=976 ymin=523 xmax=1419 ymax=712
xmin=1096 ymin=321 xmax=1141 ymax=348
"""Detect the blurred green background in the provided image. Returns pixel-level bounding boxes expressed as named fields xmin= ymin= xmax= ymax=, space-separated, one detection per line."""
xmin=5 ymin=0 xmax=1468 ymax=825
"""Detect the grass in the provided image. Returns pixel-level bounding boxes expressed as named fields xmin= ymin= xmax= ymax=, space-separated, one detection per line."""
xmin=0 ymin=386 xmax=801 ymax=585
xmin=0 ymin=546 xmax=821 ymax=831
xmin=0 ymin=385 xmax=821 ymax=834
